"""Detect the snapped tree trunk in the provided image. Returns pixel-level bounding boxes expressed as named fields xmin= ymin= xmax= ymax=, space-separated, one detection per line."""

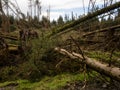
xmin=55 ymin=47 xmax=120 ymax=82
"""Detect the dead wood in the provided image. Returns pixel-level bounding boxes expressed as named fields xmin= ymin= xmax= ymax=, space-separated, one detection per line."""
xmin=55 ymin=47 xmax=120 ymax=82
xmin=48 ymin=2 xmax=120 ymax=37
xmin=0 ymin=34 xmax=18 ymax=40
xmin=82 ymin=24 xmax=120 ymax=37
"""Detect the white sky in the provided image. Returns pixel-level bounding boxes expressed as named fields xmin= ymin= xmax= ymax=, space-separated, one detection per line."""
xmin=12 ymin=0 xmax=120 ymax=21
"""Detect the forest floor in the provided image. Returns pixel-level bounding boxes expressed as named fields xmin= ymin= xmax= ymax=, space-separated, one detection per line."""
xmin=0 ymin=73 xmax=120 ymax=90
xmin=61 ymin=79 xmax=120 ymax=90
xmin=1 ymin=29 xmax=120 ymax=90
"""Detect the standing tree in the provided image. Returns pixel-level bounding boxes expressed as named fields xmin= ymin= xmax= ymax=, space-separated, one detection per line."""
xmin=51 ymin=19 xmax=57 ymax=27
xmin=34 ymin=0 xmax=41 ymax=21
xmin=71 ymin=11 xmax=75 ymax=21
xmin=64 ymin=14 xmax=69 ymax=23
xmin=57 ymin=15 xmax=64 ymax=26
xmin=41 ymin=16 xmax=50 ymax=28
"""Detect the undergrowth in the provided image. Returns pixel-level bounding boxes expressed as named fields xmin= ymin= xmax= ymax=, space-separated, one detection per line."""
xmin=0 ymin=72 xmax=96 ymax=90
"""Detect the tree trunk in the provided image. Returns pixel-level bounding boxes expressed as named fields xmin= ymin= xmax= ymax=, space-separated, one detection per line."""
xmin=55 ymin=47 xmax=120 ymax=82
xmin=48 ymin=2 xmax=120 ymax=37
xmin=82 ymin=24 xmax=120 ymax=37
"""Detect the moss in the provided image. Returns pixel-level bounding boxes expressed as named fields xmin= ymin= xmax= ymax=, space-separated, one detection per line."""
xmin=0 ymin=73 xmax=93 ymax=90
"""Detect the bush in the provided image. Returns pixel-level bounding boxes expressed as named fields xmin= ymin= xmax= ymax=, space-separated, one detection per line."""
xmin=10 ymin=25 xmax=16 ymax=32
xmin=0 ymin=66 xmax=17 ymax=81
xmin=17 ymin=36 xmax=58 ymax=81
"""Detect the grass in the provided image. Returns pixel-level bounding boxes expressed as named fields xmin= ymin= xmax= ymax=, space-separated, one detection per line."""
xmin=114 ymin=51 xmax=120 ymax=58
xmin=35 ymin=73 xmax=88 ymax=90
xmin=86 ymin=51 xmax=110 ymax=61
xmin=86 ymin=51 xmax=120 ymax=66
xmin=0 ymin=73 xmax=90 ymax=90
xmin=0 ymin=81 xmax=16 ymax=87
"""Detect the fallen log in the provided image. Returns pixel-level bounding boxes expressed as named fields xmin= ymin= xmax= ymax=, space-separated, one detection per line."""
xmin=8 ymin=44 xmax=20 ymax=47
xmin=82 ymin=24 xmax=120 ymax=37
xmin=55 ymin=47 xmax=120 ymax=82
xmin=0 ymin=34 xmax=18 ymax=40
xmin=8 ymin=46 xmax=18 ymax=51
xmin=8 ymin=45 xmax=23 ymax=55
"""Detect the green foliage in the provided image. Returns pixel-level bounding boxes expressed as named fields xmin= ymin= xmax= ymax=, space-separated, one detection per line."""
xmin=0 ymin=73 xmax=90 ymax=90
xmin=57 ymin=15 xmax=64 ymax=25
xmin=86 ymin=51 xmax=120 ymax=66
xmin=18 ymin=36 xmax=59 ymax=81
xmin=64 ymin=14 xmax=69 ymax=23
xmin=0 ymin=66 xmax=17 ymax=81
xmin=35 ymin=73 xmax=88 ymax=90
xmin=86 ymin=51 xmax=110 ymax=61
xmin=51 ymin=20 xmax=57 ymax=28
xmin=10 ymin=25 xmax=16 ymax=32
xmin=40 ymin=16 xmax=50 ymax=28
xmin=9 ymin=15 xmax=15 ymax=24
xmin=1 ymin=2 xmax=120 ymax=84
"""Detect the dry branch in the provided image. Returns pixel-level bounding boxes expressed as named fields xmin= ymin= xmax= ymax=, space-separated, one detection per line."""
xmin=8 ymin=46 xmax=18 ymax=51
xmin=8 ymin=44 xmax=20 ymax=47
xmin=0 ymin=34 xmax=18 ymax=40
xmin=82 ymin=24 xmax=120 ymax=37
xmin=55 ymin=47 xmax=120 ymax=82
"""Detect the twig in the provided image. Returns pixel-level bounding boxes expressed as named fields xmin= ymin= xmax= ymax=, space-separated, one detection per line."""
xmin=70 ymin=36 xmax=85 ymax=60
xmin=109 ymin=48 xmax=115 ymax=67
xmin=70 ymin=36 xmax=87 ymax=89
xmin=56 ymin=59 xmax=65 ymax=68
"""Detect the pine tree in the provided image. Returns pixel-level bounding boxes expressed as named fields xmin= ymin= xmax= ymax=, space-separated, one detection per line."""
xmin=57 ymin=15 xmax=64 ymax=25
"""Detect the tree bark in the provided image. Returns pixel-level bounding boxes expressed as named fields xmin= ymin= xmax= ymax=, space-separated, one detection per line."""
xmin=55 ymin=47 xmax=120 ymax=82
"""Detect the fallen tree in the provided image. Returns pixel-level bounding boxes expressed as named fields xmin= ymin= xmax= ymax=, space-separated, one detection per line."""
xmin=55 ymin=47 xmax=120 ymax=82
xmin=48 ymin=2 xmax=120 ymax=37
xmin=8 ymin=44 xmax=20 ymax=51
xmin=82 ymin=24 xmax=120 ymax=37
xmin=8 ymin=45 xmax=23 ymax=55
xmin=0 ymin=34 xmax=18 ymax=40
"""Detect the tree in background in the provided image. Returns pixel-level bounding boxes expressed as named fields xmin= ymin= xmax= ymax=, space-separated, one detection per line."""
xmin=34 ymin=0 xmax=41 ymax=20
xmin=41 ymin=16 xmax=50 ymax=28
xmin=9 ymin=15 xmax=15 ymax=25
xmin=64 ymin=14 xmax=69 ymax=23
xmin=71 ymin=11 xmax=75 ymax=21
xmin=51 ymin=19 xmax=57 ymax=28
xmin=117 ymin=8 xmax=120 ymax=17
xmin=57 ymin=15 xmax=64 ymax=26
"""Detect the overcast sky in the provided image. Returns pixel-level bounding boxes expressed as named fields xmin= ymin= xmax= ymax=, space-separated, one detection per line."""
xmin=13 ymin=0 xmax=120 ymax=21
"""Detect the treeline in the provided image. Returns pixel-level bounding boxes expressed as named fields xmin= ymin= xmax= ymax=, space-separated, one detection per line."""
xmin=1 ymin=8 xmax=120 ymax=32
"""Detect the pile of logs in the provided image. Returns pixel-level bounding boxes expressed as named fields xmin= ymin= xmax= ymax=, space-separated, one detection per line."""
xmin=0 ymin=32 xmax=21 ymax=54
